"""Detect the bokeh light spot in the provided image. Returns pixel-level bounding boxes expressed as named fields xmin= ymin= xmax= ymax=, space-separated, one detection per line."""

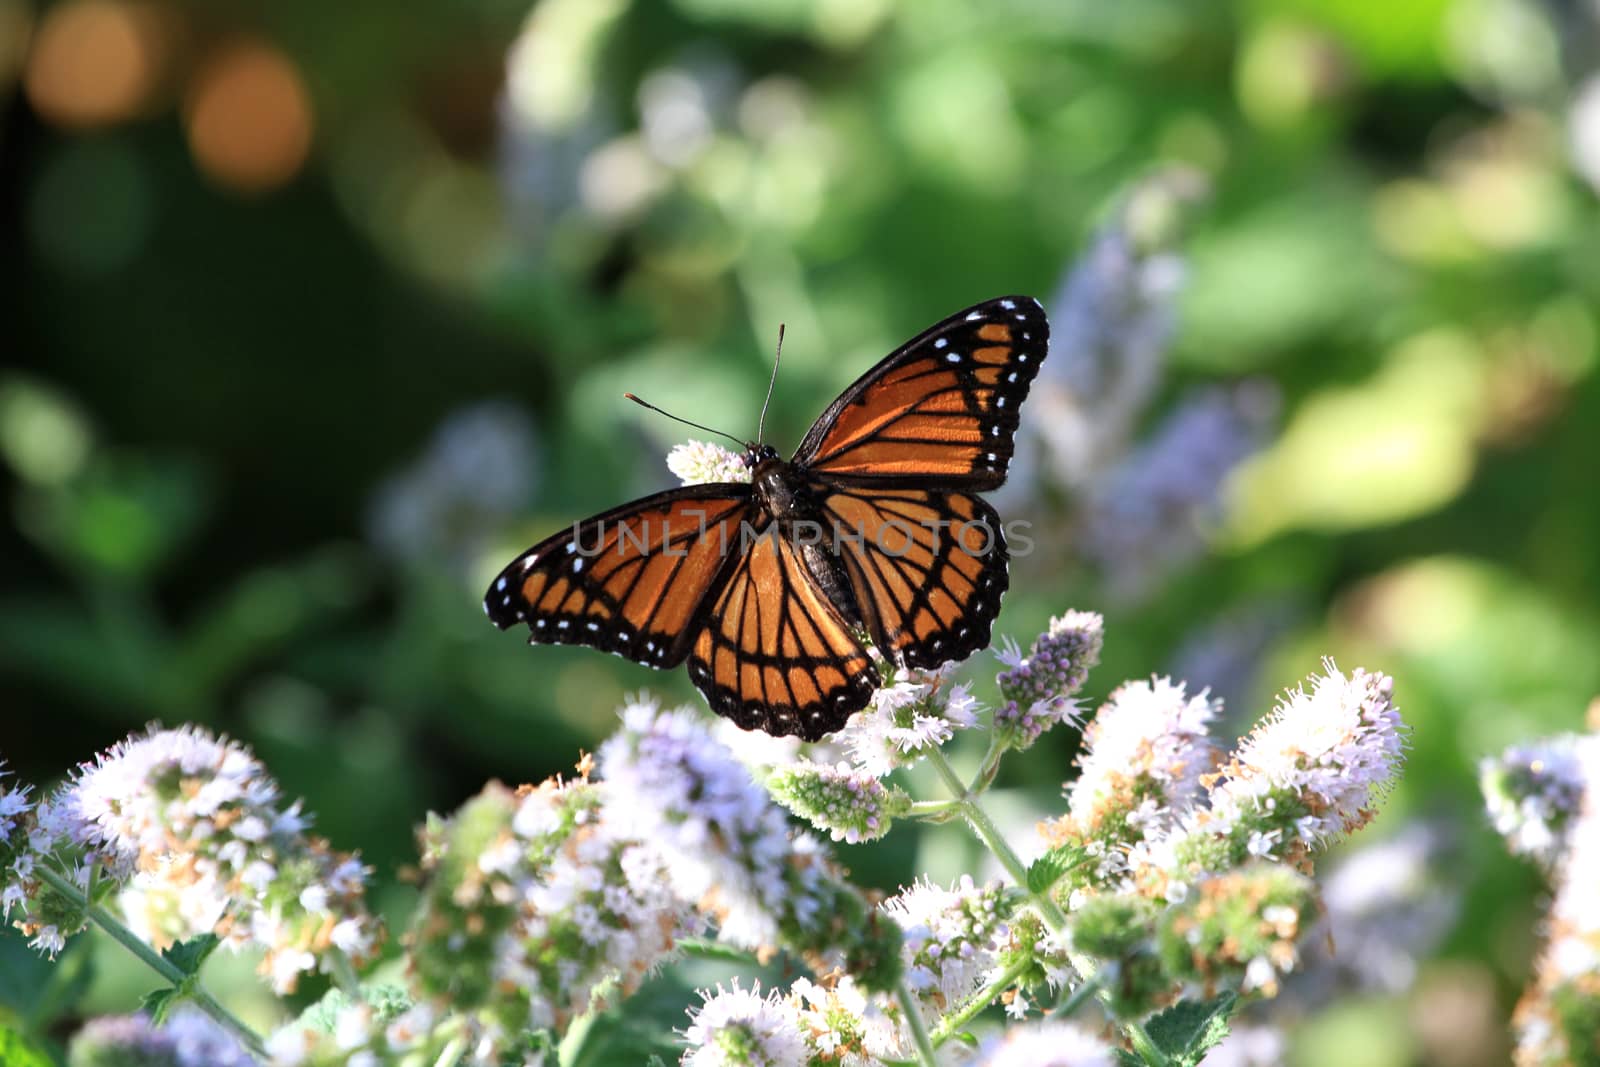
xmin=23 ymin=0 xmax=170 ymax=128
xmin=0 ymin=377 xmax=95 ymax=486
xmin=184 ymin=39 xmax=313 ymax=194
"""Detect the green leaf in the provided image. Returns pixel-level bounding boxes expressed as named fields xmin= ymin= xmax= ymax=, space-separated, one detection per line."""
xmin=1026 ymin=844 xmax=1083 ymax=895
xmin=161 ymin=933 xmax=220 ymax=977
xmin=0 ymin=1023 xmax=55 ymax=1067
xmin=141 ymin=986 xmax=179 ymax=1026
xmin=674 ymin=937 xmax=761 ymax=963
xmin=1142 ymin=992 xmax=1238 ymax=1066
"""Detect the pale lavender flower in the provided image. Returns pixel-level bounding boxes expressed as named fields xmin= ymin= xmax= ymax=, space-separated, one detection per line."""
xmin=668 ymin=439 xmax=751 ymax=486
xmin=56 ymin=725 xmax=379 ymax=992
xmin=1511 ymin=733 xmax=1600 ymax=1065
xmin=681 ymin=981 xmax=807 ymax=1067
xmin=766 ymin=761 xmax=909 ymax=844
xmin=787 ymin=975 xmax=904 ymax=1064
xmin=994 ymin=611 xmax=1102 ymax=750
xmin=1290 ymin=820 xmax=1459 ymax=999
xmin=1049 ymin=677 xmax=1217 ymax=885
xmin=1481 ymin=734 xmax=1588 ymax=866
xmin=999 ymin=170 xmax=1202 ymax=507
xmin=1147 ymin=664 xmax=1404 ymax=894
xmin=838 ymin=667 xmax=979 ymax=777
xmin=1080 ymin=383 xmax=1277 ymax=601
xmin=598 ymin=698 xmax=831 ymax=949
xmin=70 ymin=1008 xmax=256 ymax=1067
xmin=968 ymin=1019 xmax=1115 ymax=1066
xmin=882 ymin=876 xmax=1009 ymax=1022
xmin=367 ymin=400 xmax=539 ymax=567
xmin=1 ymin=759 xmax=35 ymax=920
xmin=1166 ymin=599 xmax=1295 ymax=730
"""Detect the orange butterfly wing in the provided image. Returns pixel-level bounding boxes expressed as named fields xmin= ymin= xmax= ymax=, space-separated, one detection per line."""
xmin=793 ymin=296 xmax=1048 ymax=489
xmin=686 ymin=523 xmax=878 ymax=741
xmin=485 ymin=486 xmax=754 ymax=668
xmin=814 ymin=484 xmax=1009 ymax=669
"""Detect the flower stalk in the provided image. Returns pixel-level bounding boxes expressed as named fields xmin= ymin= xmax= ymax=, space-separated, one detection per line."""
xmin=33 ymin=864 xmax=268 ymax=1061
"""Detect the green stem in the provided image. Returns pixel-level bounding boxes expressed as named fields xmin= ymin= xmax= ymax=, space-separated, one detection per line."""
xmin=925 ymin=748 xmax=1069 ymax=929
xmin=329 ymin=947 xmax=363 ymax=998
xmin=923 ymin=747 xmax=1169 ymax=1066
xmin=905 ymin=799 xmax=961 ymax=822
xmin=930 ymin=955 xmax=1033 ymax=1046
xmin=559 ymin=1007 xmax=598 ymax=1067
xmin=35 ymin=865 xmax=269 ymax=1061
xmin=432 ymin=1034 xmax=467 ymax=1067
xmin=894 ymin=979 xmax=939 ymax=1067
xmin=1053 ymin=974 xmax=1104 ymax=1019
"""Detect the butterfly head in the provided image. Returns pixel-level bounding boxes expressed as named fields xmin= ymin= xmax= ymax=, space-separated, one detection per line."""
xmin=741 ymin=443 xmax=779 ymax=469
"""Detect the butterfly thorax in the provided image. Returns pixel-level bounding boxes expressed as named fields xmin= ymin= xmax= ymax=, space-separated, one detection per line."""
xmin=750 ymin=456 xmax=815 ymax=522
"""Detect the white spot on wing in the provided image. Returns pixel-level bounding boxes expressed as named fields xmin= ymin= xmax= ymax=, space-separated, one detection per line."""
xmin=1000 ymin=299 xmax=1015 ymax=309
xmin=934 ymin=338 xmax=948 ymax=349
xmin=946 ymin=353 xmax=960 ymax=363
xmin=496 ymin=577 xmax=507 ymax=591
xmin=572 ymin=557 xmax=584 ymax=573
xmin=966 ymin=311 xmax=983 ymax=320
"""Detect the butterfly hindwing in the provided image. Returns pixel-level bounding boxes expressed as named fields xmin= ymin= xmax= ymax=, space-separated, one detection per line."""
xmin=485 ymin=485 xmax=755 ymax=668
xmin=815 ymin=483 xmax=1009 ymax=670
xmin=686 ymin=522 xmax=877 ymax=741
xmin=792 ymin=296 xmax=1048 ymax=490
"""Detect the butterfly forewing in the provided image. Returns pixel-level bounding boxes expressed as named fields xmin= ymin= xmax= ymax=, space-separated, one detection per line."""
xmin=686 ymin=524 xmax=877 ymax=741
xmin=793 ymin=296 xmax=1048 ymax=489
xmin=816 ymin=484 xmax=1009 ymax=669
xmin=485 ymin=486 xmax=755 ymax=668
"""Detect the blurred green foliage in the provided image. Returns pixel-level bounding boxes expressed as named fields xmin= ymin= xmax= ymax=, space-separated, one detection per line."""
xmin=4 ymin=0 xmax=1599 ymax=1061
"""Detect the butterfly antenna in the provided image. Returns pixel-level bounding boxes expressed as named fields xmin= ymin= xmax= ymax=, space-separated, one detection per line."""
xmin=756 ymin=324 xmax=785 ymax=444
xmin=623 ymin=393 xmax=746 ymax=449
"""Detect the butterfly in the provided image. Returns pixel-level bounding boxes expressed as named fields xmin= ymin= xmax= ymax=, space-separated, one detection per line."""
xmin=485 ymin=295 xmax=1049 ymax=741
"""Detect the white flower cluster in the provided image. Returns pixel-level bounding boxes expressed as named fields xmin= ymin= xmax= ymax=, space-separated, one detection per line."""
xmin=1056 ymin=677 xmax=1218 ymax=884
xmin=1152 ymin=664 xmax=1405 ymax=889
xmin=1485 ymin=727 xmax=1600 ymax=1066
xmin=668 ymin=439 xmax=752 ymax=486
xmin=52 ymin=726 xmax=380 ymax=992
xmin=599 ymin=699 xmax=834 ymax=948
xmin=837 ymin=666 xmax=979 ymax=777
xmin=682 ymin=975 xmax=907 ymax=1066
xmin=883 ymin=876 xmax=1010 ymax=1023
xmin=968 ymin=1019 xmax=1115 ymax=1066
xmin=266 ymin=994 xmax=443 ymax=1067
xmin=1481 ymin=734 xmax=1588 ymax=867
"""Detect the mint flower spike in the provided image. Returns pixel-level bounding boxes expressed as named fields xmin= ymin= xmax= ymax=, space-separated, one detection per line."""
xmin=1044 ymin=677 xmax=1218 ymax=888
xmin=994 ymin=611 xmax=1104 ymax=750
xmin=970 ymin=1019 xmax=1115 ymax=1066
xmin=766 ymin=760 xmax=911 ymax=844
xmin=598 ymin=698 xmax=837 ymax=952
xmin=669 ymin=439 xmax=752 ymax=486
xmin=1510 ymin=733 xmax=1600 ymax=1066
xmin=882 ymin=876 xmax=1010 ymax=1026
xmin=407 ymin=775 xmax=699 ymax=1050
xmin=49 ymin=725 xmax=380 ymax=991
xmin=1 ymin=758 xmax=37 ymax=921
xmin=681 ymin=980 xmax=807 ymax=1067
xmin=838 ymin=665 xmax=980 ymax=777
xmin=1480 ymin=734 xmax=1588 ymax=867
xmin=1148 ymin=663 xmax=1405 ymax=896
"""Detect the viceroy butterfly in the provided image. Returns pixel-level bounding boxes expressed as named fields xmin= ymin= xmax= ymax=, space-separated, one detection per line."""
xmin=485 ymin=296 xmax=1049 ymax=741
